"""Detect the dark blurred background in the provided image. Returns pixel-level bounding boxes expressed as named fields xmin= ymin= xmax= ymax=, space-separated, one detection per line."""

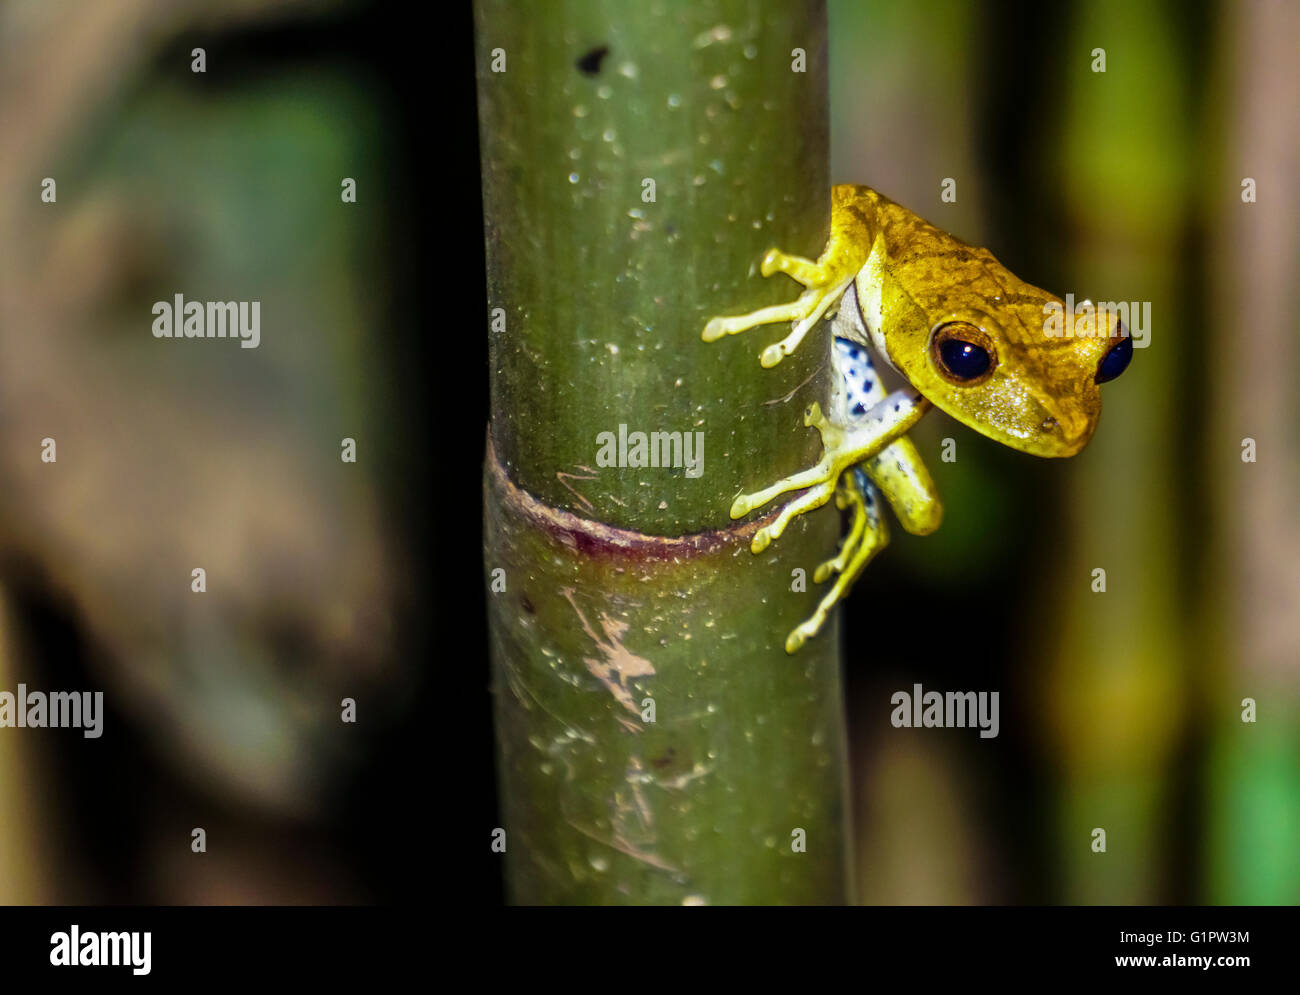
xmin=825 ymin=0 xmax=1298 ymax=904
xmin=1 ymin=0 xmax=1294 ymax=906
xmin=0 ymin=0 xmax=492 ymax=904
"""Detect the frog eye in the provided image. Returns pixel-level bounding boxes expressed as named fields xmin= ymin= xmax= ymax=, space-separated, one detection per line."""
xmin=930 ymin=322 xmax=996 ymax=385
xmin=1095 ymin=324 xmax=1132 ymax=384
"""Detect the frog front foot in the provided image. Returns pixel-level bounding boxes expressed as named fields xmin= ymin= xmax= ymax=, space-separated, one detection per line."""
xmin=732 ymin=391 xmax=928 ymax=553
xmin=701 ymin=247 xmax=857 ymax=368
xmin=736 ymin=401 xmax=850 ymax=555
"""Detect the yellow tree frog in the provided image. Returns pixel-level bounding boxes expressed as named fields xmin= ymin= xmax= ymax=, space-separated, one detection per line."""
xmin=703 ymin=185 xmax=1131 ymax=653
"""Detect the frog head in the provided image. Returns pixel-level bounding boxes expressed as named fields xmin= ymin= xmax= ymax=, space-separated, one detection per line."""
xmin=880 ymin=251 xmax=1130 ymax=458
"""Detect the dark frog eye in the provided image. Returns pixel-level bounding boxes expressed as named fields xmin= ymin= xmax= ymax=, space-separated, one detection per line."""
xmin=1096 ymin=326 xmax=1132 ymax=384
xmin=931 ymin=322 xmax=996 ymax=384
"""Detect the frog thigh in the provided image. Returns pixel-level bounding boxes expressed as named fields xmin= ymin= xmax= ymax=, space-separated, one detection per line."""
xmin=864 ymin=436 xmax=942 ymax=535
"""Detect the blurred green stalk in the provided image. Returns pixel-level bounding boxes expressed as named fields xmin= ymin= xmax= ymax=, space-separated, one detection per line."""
xmin=1202 ymin=0 xmax=1300 ymax=905
xmin=1044 ymin=0 xmax=1192 ymax=904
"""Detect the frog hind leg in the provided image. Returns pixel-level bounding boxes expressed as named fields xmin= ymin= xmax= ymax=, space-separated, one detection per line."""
xmin=864 ymin=436 xmax=943 ymax=536
xmin=782 ymin=434 xmax=942 ymax=652
xmin=785 ymin=467 xmax=889 ymax=654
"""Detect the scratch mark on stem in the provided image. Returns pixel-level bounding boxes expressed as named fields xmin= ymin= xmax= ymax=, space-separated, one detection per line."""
xmin=562 ymin=587 xmax=656 ymax=715
xmin=764 ymin=359 xmax=825 ymax=406
xmin=565 ymin=818 xmax=681 ymax=874
xmin=556 ymin=468 xmax=597 ymax=511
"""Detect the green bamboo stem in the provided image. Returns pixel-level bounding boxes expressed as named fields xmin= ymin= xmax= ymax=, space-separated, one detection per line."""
xmin=476 ymin=0 xmax=851 ymax=904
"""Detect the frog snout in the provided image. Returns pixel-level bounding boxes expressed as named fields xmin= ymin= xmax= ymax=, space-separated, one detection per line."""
xmin=1038 ymin=408 xmax=1094 ymax=456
